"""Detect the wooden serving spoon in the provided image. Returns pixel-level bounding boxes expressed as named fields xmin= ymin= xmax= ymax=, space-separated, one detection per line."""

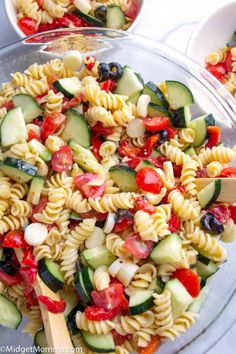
xmin=195 ymin=178 xmax=236 ymax=203
xmin=15 ymin=249 xmax=74 ymax=354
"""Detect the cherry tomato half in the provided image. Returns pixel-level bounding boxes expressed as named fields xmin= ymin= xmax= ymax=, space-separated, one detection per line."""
xmin=3 ymin=231 xmax=30 ymax=249
xmin=41 ymin=112 xmax=66 ymax=140
xmin=125 ymin=0 xmax=139 ymax=19
xmin=144 ymin=117 xmax=170 ymax=132
xmin=17 ymin=17 xmax=38 ymax=36
xmin=85 ymin=305 xmax=120 ymax=321
xmin=91 ymin=283 xmax=124 ymax=310
xmin=118 ymin=141 xmax=141 ymax=158
xmin=51 ymin=146 xmax=74 ymax=173
xmin=134 ymin=197 xmax=155 ymax=214
xmin=124 ymin=233 xmax=154 ymax=259
xmin=168 ymin=214 xmax=181 ymax=233
xmin=229 ymin=205 xmax=236 ymax=224
xmin=138 ymin=336 xmax=162 ymax=354
xmin=27 ymin=129 xmax=42 ymax=143
xmin=136 ymin=167 xmax=163 ymax=193
xmin=74 ymin=173 xmax=106 ymax=199
xmin=209 ymin=205 xmax=231 ymax=224
xmin=206 ymin=126 xmax=221 ymax=149
xmin=206 ymin=64 xmax=226 ymax=82
xmin=220 ymin=167 xmax=236 ymax=178
xmin=172 ymin=268 xmax=200 ymax=298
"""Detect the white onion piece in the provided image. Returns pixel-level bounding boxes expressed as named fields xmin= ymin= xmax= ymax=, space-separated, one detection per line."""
xmin=24 ymin=223 xmax=48 ymax=246
xmin=137 ymin=94 xmax=151 ymax=118
xmin=117 ymin=263 xmax=139 ymax=286
xmin=73 ymin=0 xmax=91 ymax=14
xmin=109 ymin=259 xmax=124 ymax=277
xmin=85 ymin=227 xmax=105 ymax=249
xmin=126 ymin=119 xmax=145 ymax=138
xmin=63 ymin=50 xmax=83 ymax=71
xmin=103 ymin=213 xmax=116 ymax=234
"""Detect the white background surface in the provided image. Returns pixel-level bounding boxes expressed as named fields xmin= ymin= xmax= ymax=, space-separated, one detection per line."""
xmin=0 ymin=0 xmax=236 ymax=352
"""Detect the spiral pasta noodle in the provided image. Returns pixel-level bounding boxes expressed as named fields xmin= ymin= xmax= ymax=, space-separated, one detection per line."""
xmin=88 ymin=193 xmax=137 ymax=213
xmin=152 ymin=204 xmax=171 ymax=239
xmin=115 ymin=311 xmax=155 ymax=336
xmin=206 ymin=161 xmax=224 ymax=178
xmin=45 ymin=90 xmax=64 ymax=114
xmin=42 ymin=0 xmax=66 ymax=18
xmin=0 ymin=176 xmax=11 ymax=199
xmin=153 ymin=290 xmax=174 ymax=334
xmin=45 ymin=135 xmax=66 ymax=152
xmin=76 ymin=311 xmax=115 ymax=334
xmin=134 ymin=210 xmax=157 ymax=241
xmin=161 ymin=312 xmax=199 ymax=341
xmin=128 ymin=264 xmax=157 ymax=293
xmin=199 ymin=146 xmax=235 ymax=165
xmin=94 ymin=266 xmax=110 ymax=291
xmin=180 ymin=157 xmax=198 ymax=196
xmin=0 ymin=199 xmax=9 ymax=218
xmin=134 ymin=327 xmax=156 ymax=348
xmin=168 ymin=189 xmax=201 ymax=220
xmin=0 ymin=215 xmax=28 ymax=234
xmin=106 ymin=233 xmax=134 ymax=260
xmin=66 ymin=190 xmax=91 ymax=213
xmin=11 ymin=200 xmax=32 ymax=217
xmin=160 ymin=142 xmax=187 ymax=165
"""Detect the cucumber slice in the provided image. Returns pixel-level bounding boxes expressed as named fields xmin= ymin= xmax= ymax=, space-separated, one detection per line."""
xmin=183 ymin=146 xmax=196 ymax=156
xmin=81 ymin=267 xmax=95 ymax=295
xmin=196 ymin=260 xmax=219 ymax=278
xmin=197 ymin=254 xmax=211 ymax=265
xmin=197 ymin=180 xmax=221 ymax=208
xmin=0 ymin=107 xmax=27 ymax=147
xmin=0 ymin=157 xmax=37 ymax=183
xmin=62 ymin=109 xmax=90 ymax=148
xmin=109 ymin=165 xmax=138 ymax=192
xmin=74 ymin=10 xmax=104 ymax=26
xmin=165 ymin=279 xmax=193 ymax=319
xmin=38 ymin=259 xmax=64 ymax=292
xmin=165 ymin=80 xmax=194 ymax=110
xmin=188 ymin=114 xmax=215 ymax=147
xmin=53 ymin=77 xmax=81 ymax=99
xmin=127 ymin=91 xmax=141 ymax=104
xmin=172 ymin=106 xmax=191 ymax=128
xmin=150 ymin=233 xmax=182 ymax=265
xmin=67 ymin=304 xmax=83 ymax=335
xmin=147 ymin=103 xmax=172 ymax=119
xmin=0 ymin=295 xmax=22 ymax=329
xmin=106 ymin=5 xmax=125 ymax=29
xmin=70 ymin=211 xmax=84 ymax=221
xmin=34 ymin=330 xmax=47 ymax=350
xmin=61 ymin=290 xmax=79 ymax=318
xmin=188 ymin=287 xmax=208 ymax=313
xmin=143 ymin=81 xmax=168 ymax=108
xmin=27 ymin=176 xmax=44 ymax=205
xmin=129 ymin=290 xmax=154 ymax=315
xmin=28 ymin=139 xmax=51 ymax=162
xmin=12 ymin=94 xmax=43 ymax=123
xmin=82 ymin=246 xmax=116 ymax=270
xmin=81 ymin=332 xmax=115 ymax=353
xmin=116 ymin=66 xmax=144 ymax=98
xmin=135 ymin=159 xmax=155 ymax=171
xmin=74 ymin=270 xmax=91 ymax=303
xmin=148 ymin=277 xmax=164 ymax=294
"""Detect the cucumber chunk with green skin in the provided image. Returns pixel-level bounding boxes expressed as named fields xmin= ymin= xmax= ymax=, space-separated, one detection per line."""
xmin=0 ymin=107 xmax=27 ymax=147
xmin=129 ymin=290 xmax=154 ymax=315
xmin=127 ymin=91 xmax=141 ymax=104
xmin=0 ymin=295 xmax=22 ymax=329
xmin=188 ymin=287 xmax=208 ymax=313
xmin=12 ymin=94 xmax=43 ymax=123
xmin=34 ymin=330 xmax=47 ymax=350
xmin=70 ymin=211 xmax=84 ymax=221
xmin=143 ymin=81 xmax=169 ymax=108
xmin=150 ymin=233 xmax=183 ymax=265
xmin=109 ymin=165 xmax=138 ymax=192
xmin=28 ymin=139 xmax=51 ymax=162
xmin=148 ymin=277 xmax=164 ymax=294
xmin=116 ymin=66 xmax=144 ymax=98
xmin=38 ymin=259 xmax=64 ymax=292
xmin=196 ymin=260 xmax=219 ymax=278
xmin=165 ymin=279 xmax=193 ymax=319
xmin=183 ymin=146 xmax=196 ymax=156
xmin=82 ymin=246 xmax=116 ymax=270
xmin=197 ymin=180 xmax=221 ymax=208
xmin=53 ymin=77 xmax=81 ymax=98
xmin=61 ymin=290 xmax=79 ymax=318
xmin=0 ymin=157 xmax=37 ymax=183
xmin=67 ymin=304 xmax=84 ymax=335
xmin=106 ymin=5 xmax=125 ymax=29
xmin=172 ymin=106 xmax=191 ymax=128
xmin=81 ymin=267 xmax=95 ymax=295
xmin=74 ymin=271 xmax=91 ymax=303
xmin=147 ymin=103 xmax=172 ymax=119
xmin=27 ymin=176 xmax=44 ymax=205
xmin=165 ymin=80 xmax=194 ymax=110
xmin=188 ymin=114 xmax=215 ymax=147
xmin=62 ymin=109 xmax=90 ymax=148
xmin=135 ymin=159 xmax=156 ymax=171
xmin=74 ymin=10 xmax=104 ymax=27
xmin=81 ymin=332 xmax=115 ymax=353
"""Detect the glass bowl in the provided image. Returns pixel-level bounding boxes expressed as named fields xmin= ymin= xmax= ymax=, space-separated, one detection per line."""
xmin=0 ymin=28 xmax=236 ymax=354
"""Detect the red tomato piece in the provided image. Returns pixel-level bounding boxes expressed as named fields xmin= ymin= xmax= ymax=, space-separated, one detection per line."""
xmin=32 ymin=118 xmax=43 ymax=127
xmin=134 ymin=197 xmax=155 ymax=214
xmin=53 ymin=16 xmax=73 ymax=29
xmin=17 ymin=17 xmax=38 ymax=36
xmin=30 ymin=197 xmax=48 ymax=222
xmin=229 ymin=205 xmax=236 ymax=224
xmin=140 ymin=136 xmax=159 ymax=157
xmin=112 ymin=213 xmax=134 ymax=233
xmin=100 ymin=80 xmax=117 ymax=93
xmin=220 ymin=167 xmax=236 ymax=178
xmin=125 ymin=0 xmax=138 ymax=19
xmin=91 ymin=123 xmax=114 ymax=137
xmin=62 ymin=96 xmax=83 ymax=111
xmin=119 ymin=294 xmax=129 ymax=315
xmin=19 ymin=267 xmax=37 ymax=295
xmin=38 ymin=295 xmax=66 ymax=313
xmin=51 ymin=146 xmax=74 ymax=172
xmin=144 ymin=117 xmax=170 ymax=132
xmin=168 ymin=214 xmax=181 ymax=233
xmin=125 ymin=157 xmax=142 ymax=169
xmin=173 ymin=163 xmax=182 ymax=177
xmin=112 ymin=330 xmax=128 ymax=346
xmin=91 ymin=283 xmax=124 ymax=310
xmin=25 ymin=289 xmax=38 ymax=307
xmin=1 ymin=100 xmax=14 ymax=111
xmin=209 ymin=205 xmax=231 ymax=224
xmin=0 ymin=269 xmax=22 ymax=286
xmin=79 ymin=210 xmax=108 ymax=221
xmin=38 ymin=23 xmax=56 ymax=32
xmin=74 ymin=173 xmax=106 ymax=199
xmin=3 ymin=231 xmax=30 ymax=249
xmin=85 ymin=305 xmax=120 ymax=321
xmin=165 ymin=126 xmax=178 ymax=139
xmin=136 ymin=167 xmax=163 ymax=193
xmin=206 ymin=64 xmax=226 ymax=82
xmin=206 ymin=126 xmax=221 ymax=148
xmin=85 ymin=56 xmax=96 ymax=70
xmin=91 ymin=136 xmax=103 ymax=162
xmin=64 ymin=13 xmax=86 ymax=27
xmin=41 ymin=112 xmax=66 ymax=140
xmin=37 ymin=0 xmax=43 ymax=7
xmin=138 ymin=336 xmax=162 ymax=354
xmin=172 ymin=269 xmax=200 ymax=298
xmin=22 ymin=249 xmax=38 ymax=268
xmin=27 ymin=129 xmax=42 ymax=143
xmin=118 ymin=141 xmax=141 ymax=158
xmin=224 ymin=51 xmax=233 ymax=73
xmin=124 ymin=233 xmax=153 ymax=259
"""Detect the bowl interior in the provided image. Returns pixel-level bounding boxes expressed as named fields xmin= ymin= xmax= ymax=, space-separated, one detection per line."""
xmin=0 ymin=29 xmax=236 ymax=354
xmin=186 ymin=0 xmax=236 ymax=66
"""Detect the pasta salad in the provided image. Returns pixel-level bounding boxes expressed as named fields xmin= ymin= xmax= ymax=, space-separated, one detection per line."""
xmin=0 ymin=50 xmax=236 ymax=353
xmin=15 ymin=0 xmax=139 ymax=35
